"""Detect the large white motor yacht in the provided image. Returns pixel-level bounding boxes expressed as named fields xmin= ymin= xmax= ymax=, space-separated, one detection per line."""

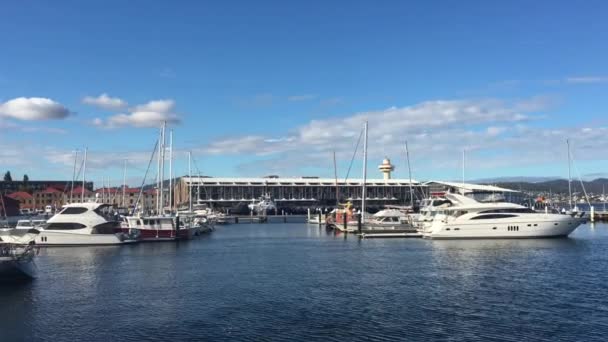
xmin=422 ymin=193 xmax=584 ymax=239
xmin=37 ymin=203 xmax=138 ymax=246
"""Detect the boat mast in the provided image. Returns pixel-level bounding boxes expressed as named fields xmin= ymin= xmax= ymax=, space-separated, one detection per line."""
xmin=567 ymin=139 xmax=572 ymax=210
xmin=361 ymin=121 xmax=368 ymax=222
xmin=333 ymin=151 xmax=339 ymax=205
xmin=70 ymin=149 xmax=79 ymax=203
xmin=604 ymin=184 xmax=606 ymax=212
xmin=160 ymin=121 xmax=166 ymax=214
xmin=122 ymin=159 xmax=127 ymax=207
xmin=405 ymin=141 xmax=414 ymax=209
xmin=156 ymin=126 xmax=162 ymax=214
xmin=169 ymin=129 xmax=173 ymax=212
xmin=188 ymin=151 xmax=193 ymax=212
xmin=462 ymin=149 xmax=466 ymax=186
xmin=82 ymin=147 xmax=88 ymax=203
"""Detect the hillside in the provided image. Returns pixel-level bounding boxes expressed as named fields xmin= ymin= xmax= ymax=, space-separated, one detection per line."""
xmin=489 ymin=178 xmax=608 ymax=194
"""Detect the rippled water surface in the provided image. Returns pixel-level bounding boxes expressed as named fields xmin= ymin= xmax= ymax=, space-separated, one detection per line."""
xmin=2 ymin=223 xmax=608 ymax=341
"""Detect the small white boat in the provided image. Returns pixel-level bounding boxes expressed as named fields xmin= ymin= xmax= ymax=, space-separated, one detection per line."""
xmin=248 ymin=194 xmax=277 ymax=214
xmin=0 ymin=230 xmax=39 ymax=280
xmin=364 ymin=209 xmax=411 ymax=229
xmin=15 ymin=219 xmax=47 ymax=230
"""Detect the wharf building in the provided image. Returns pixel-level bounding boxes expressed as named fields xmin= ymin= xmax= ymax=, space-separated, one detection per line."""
xmin=171 ymin=157 xmax=428 ymax=211
xmin=173 ymin=176 xmax=425 ymax=212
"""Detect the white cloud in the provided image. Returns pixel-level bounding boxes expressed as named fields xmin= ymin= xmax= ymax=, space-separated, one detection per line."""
xmin=82 ymin=93 xmax=127 ymax=110
xmin=565 ymin=76 xmax=608 ymax=84
xmin=199 ymin=97 xmax=604 ymax=176
xmin=94 ymin=99 xmax=181 ymax=128
xmin=0 ymin=97 xmax=70 ymax=120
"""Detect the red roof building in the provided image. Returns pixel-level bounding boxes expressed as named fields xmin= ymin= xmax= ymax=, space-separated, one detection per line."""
xmin=0 ymin=195 xmax=20 ymax=217
xmin=33 ymin=187 xmax=65 ymax=210
xmin=6 ymin=191 xmax=35 ymax=209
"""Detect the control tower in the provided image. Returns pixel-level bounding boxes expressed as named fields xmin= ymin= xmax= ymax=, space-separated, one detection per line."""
xmin=378 ymin=157 xmax=395 ymax=180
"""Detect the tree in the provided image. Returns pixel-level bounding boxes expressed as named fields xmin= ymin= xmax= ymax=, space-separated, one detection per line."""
xmin=21 ymin=175 xmax=30 ymax=191
xmin=3 ymin=171 xmax=12 ymax=182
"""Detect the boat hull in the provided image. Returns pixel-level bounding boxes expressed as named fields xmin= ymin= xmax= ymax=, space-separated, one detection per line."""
xmin=0 ymin=259 xmax=36 ymax=280
xmin=35 ymin=231 xmax=135 ymax=246
xmin=119 ymin=227 xmax=196 ymax=241
xmin=424 ymin=215 xmax=583 ymax=239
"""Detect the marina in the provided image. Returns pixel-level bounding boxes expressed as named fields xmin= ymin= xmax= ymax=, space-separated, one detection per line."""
xmin=2 ymin=1 xmax=608 ymax=340
xmin=1 ymin=221 xmax=608 ymax=341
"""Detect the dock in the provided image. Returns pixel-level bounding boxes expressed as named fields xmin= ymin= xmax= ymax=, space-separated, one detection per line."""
xmin=224 ymin=215 xmax=307 ymax=224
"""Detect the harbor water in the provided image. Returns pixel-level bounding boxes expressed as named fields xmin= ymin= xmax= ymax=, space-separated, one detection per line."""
xmin=2 ymin=223 xmax=608 ymax=341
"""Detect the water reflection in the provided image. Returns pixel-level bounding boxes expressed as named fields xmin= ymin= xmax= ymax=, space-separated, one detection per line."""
xmin=0 ymin=223 xmax=607 ymax=341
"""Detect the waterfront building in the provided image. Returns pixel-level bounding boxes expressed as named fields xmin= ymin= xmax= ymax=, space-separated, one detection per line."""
xmin=6 ymin=191 xmax=34 ymax=210
xmin=173 ymin=176 xmax=425 ymax=210
xmin=93 ymin=187 xmax=157 ymax=212
xmin=33 ymin=187 xmax=65 ymax=211
xmin=0 ymin=180 xmax=93 ymax=193
xmin=378 ymin=158 xmax=395 ymax=180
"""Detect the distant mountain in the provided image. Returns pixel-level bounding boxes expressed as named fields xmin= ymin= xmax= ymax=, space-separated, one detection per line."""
xmin=485 ymin=178 xmax=608 ymax=194
xmin=470 ymin=176 xmax=561 ymax=184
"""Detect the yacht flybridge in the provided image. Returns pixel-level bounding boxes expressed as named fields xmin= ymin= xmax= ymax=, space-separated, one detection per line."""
xmin=37 ymin=203 xmax=138 ymax=246
xmin=422 ymin=192 xmax=585 ymax=239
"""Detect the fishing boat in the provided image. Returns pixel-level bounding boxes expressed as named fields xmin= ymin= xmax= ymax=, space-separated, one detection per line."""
xmin=120 ymin=215 xmax=196 ymax=241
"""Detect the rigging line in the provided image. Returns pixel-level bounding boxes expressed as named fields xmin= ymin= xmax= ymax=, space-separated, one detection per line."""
xmin=191 ymin=156 xmax=209 ymax=198
xmin=344 ymin=128 xmax=364 ymax=182
xmin=570 ymin=149 xmax=592 ymax=207
xmin=134 ymin=138 xmax=159 ymax=214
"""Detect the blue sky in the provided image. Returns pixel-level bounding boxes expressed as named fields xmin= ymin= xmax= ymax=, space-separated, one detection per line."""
xmin=1 ymin=0 xmax=608 ymax=186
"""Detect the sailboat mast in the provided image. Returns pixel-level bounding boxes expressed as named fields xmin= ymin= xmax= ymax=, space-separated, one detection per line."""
xmin=333 ymin=151 xmax=339 ymax=205
xmin=169 ymin=129 xmax=173 ymax=212
xmin=70 ymin=149 xmax=79 ymax=203
xmin=156 ymin=127 xmax=162 ymax=213
xmin=567 ymin=139 xmax=572 ymax=210
xmin=188 ymin=151 xmax=192 ymax=212
xmin=160 ymin=122 xmax=166 ymax=213
xmin=361 ymin=121 xmax=368 ymax=222
xmin=82 ymin=147 xmax=88 ymax=203
xmin=122 ymin=159 xmax=127 ymax=207
xmin=405 ymin=141 xmax=414 ymax=209
xmin=462 ymin=149 xmax=466 ymax=186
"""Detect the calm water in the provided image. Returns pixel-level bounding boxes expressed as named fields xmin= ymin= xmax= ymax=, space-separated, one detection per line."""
xmin=2 ymin=223 xmax=608 ymax=341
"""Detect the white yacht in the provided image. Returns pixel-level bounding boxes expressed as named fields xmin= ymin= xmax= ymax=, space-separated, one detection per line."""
xmin=37 ymin=203 xmax=138 ymax=246
xmin=410 ymin=197 xmax=452 ymax=230
xmin=15 ymin=219 xmax=47 ymax=230
xmin=423 ymin=193 xmax=584 ymax=239
xmin=365 ymin=209 xmax=411 ymax=229
xmin=0 ymin=230 xmax=38 ymax=279
xmin=248 ymin=194 xmax=277 ymax=214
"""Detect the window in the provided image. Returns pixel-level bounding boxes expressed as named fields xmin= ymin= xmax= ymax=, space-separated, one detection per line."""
xmin=60 ymin=207 xmax=88 ymax=215
xmin=46 ymin=222 xmax=87 ymax=230
xmin=479 ymin=208 xmax=535 ymax=214
xmin=92 ymin=222 xmax=118 ymax=234
xmin=471 ymin=214 xmax=518 ymax=220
